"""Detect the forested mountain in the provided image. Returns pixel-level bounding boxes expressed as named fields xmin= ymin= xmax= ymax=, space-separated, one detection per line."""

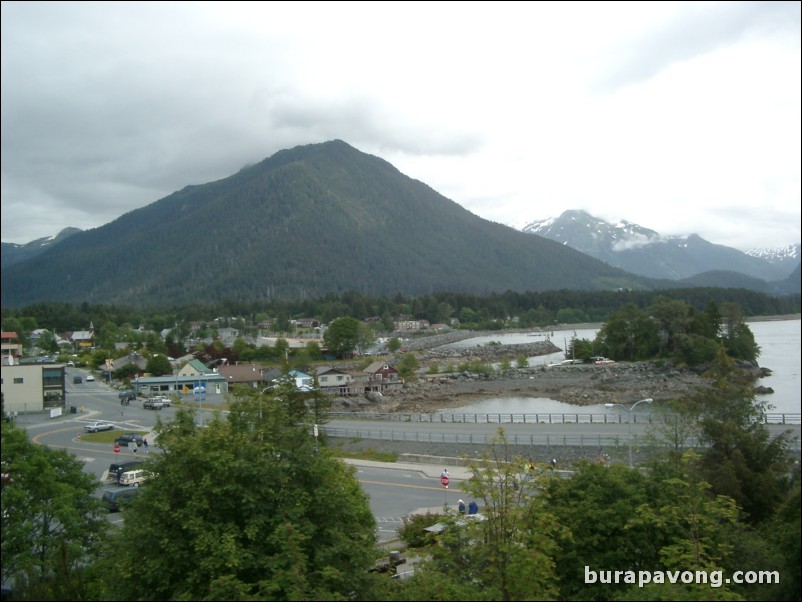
xmin=1 ymin=141 xmax=648 ymax=308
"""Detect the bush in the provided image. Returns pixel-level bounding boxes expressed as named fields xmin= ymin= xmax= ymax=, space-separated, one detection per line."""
xmin=458 ymin=360 xmax=494 ymax=376
xmin=397 ymin=511 xmax=442 ymax=549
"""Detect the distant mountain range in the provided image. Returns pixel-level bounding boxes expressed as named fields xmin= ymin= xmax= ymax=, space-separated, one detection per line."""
xmin=1 ymin=227 xmax=82 ymax=269
xmin=1 ymin=142 xmax=798 ymax=307
xmin=517 ymin=210 xmax=800 ymax=283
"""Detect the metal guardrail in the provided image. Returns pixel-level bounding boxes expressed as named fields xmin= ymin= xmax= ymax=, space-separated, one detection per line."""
xmin=329 ymin=412 xmax=802 ymax=425
xmin=323 ymin=427 xmax=636 ymax=448
xmin=321 ymin=427 xmax=800 ymax=452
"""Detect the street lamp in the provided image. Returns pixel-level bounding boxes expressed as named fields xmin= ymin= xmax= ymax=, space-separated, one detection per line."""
xmin=604 ymin=398 xmax=653 ymax=467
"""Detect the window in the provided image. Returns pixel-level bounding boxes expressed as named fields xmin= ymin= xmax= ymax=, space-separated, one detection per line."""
xmin=14 ymin=377 xmax=23 ymax=384
xmin=43 ymin=368 xmax=62 ymax=387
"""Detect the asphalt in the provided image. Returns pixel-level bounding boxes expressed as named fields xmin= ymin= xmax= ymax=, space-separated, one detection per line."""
xmin=342 ymin=457 xmax=474 ymax=519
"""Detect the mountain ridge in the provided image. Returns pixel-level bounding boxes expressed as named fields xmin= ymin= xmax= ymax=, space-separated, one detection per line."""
xmin=1 ymin=140 xmax=649 ymax=307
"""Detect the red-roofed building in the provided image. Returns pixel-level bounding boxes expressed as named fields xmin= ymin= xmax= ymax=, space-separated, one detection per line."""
xmin=1 ymin=332 xmax=23 ymax=361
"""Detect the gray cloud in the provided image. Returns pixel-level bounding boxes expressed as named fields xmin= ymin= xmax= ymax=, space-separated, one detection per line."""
xmin=594 ymin=1 xmax=801 ymax=92
xmin=2 ymin=2 xmax=799 ymax=253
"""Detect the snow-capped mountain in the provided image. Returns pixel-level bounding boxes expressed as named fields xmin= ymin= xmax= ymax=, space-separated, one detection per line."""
xmin=745 ymin=244 xmax=800 ymax=269
xmin=518 ymin=210 xmax=799 ymax=282
xmin=1 ymin=227 xmax=82 ymax=269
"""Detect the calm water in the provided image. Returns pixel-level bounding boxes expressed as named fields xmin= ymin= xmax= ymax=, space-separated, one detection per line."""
xmin=439 ymin=318 xmax=801 ymax=416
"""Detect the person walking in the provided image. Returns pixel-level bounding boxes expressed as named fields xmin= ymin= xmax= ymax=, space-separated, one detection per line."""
xmin=468 ymin=500 xmax=479 ymax=515
xmin=143 ymin=437 xmax=149 ymax=454
xmin=458 ymin=499 xmax=466 ymax=514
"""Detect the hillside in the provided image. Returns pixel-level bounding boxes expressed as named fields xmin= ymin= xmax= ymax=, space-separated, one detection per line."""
xmin=1 ymin=141 xmax=648 ymax=307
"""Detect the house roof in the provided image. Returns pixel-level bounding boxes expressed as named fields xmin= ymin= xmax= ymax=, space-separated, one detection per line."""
xmin=219 ymin=364 xmax=265 ymax=382
xmin=364 ymin=361 xmax=396 ymax=374
xmin=186 ymin=359 xmax=210 ymax=373
xmin=69 ymin=330 xmax=94 ymax=341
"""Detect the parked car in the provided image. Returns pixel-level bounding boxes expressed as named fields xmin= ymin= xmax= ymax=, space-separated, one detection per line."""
xmin=156 ymin=395 xmax=172 ymax=407
xmin=86 ymin=375 xmax=95 ymax=382
xmin=84 ymin=421 xmax=114 ymax=433
xmin=114 ymin=433 xmax=145 ymax=447
xmin=106 ymin=460 xmax=144 ymax=483
xmin=119 ymin=469 xmax=150 ymax=487
xmin=102 ymin=487 xmax=141 ymax=511
xmin=143 ymin=399 xmax=164 ymax=410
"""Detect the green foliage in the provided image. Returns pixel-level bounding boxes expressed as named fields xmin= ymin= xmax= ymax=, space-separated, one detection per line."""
xmin=144 ymin=353 xmax=172 ymax=376
xmin=1 ymin=421 xmax=109 ymax=599
xmin=412 ymin=429 xmax=564 ymax=600
xmin=644 ymin=399 xmax=702 ymax=462
xmin=329 ymin=444 xmax=399 ymax=463
xmin=396 ymin=512 xmax=442 ymax=549
xmin=567 ymin=336 xmax=595 ymax=361
xmin=516 ymin=353 xmax=528 ymax=368
xmin=764 ymin=475 xmax=801 ymax=601
xmin=323 ymin=316 xmax=360 ymax=359
xmin=673 ymin=332 xmax=721 ymax=365
xmin=387 ymin=336 xmax=401 ymax=353
xmin=98 ymin=386 xmax=376 ymax=600
xmin=721 ymin=321 xmax=760 ymax=363
xmin=357 ymin=321 xmax=377 ymax=355
xmin=545 ymin=460 xmax=663 ymax=600
xmin=556 ymin=307 xmax=589 ymax=324
xmin=628 ymin=452 xmax=743 ymax=600
xmin=397 ymin=353 xmax=420 ymax=379
xmin=685 ymin=349 xmax=793 ymax=523
xmin=457 ymin=360 xmax=494 ymax=376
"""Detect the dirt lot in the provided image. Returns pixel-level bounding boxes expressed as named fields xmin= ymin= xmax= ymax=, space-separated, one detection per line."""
xmin=375 ymin=363 xmax=709 ymax=414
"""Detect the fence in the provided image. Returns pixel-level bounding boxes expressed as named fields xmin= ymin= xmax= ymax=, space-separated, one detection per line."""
xmin=323 ymin=427 xmax=639 ymax=449
xmin=321 ymin=426 xmax=800 ymax=453
xmin=329 ymin=412 xmax=801 ymax=425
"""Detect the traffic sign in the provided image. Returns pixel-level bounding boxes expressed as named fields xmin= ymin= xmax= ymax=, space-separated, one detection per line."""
xmin=113 ymin=444 xmax=121 ymax=454
xmin=440 ymin=475 xmax=449 ymax=488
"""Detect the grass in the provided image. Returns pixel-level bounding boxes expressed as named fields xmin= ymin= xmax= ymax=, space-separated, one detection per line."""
xmin=79 ymin=429 xmax=149 ymax=444
xmin=329 ymin=443 xmax=399 ymax=463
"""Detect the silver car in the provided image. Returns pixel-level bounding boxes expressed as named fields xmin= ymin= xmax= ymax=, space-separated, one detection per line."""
xmin=84 ymin=421 xmax=114 ymax=433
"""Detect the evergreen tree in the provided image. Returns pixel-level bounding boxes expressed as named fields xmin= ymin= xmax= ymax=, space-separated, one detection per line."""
xmin=1 ymin=421 xmax=108 ymax=600
xmin=686 ymin=348 xmax=792 ymax=523
xmin=98 ymin=384 xmax=376 ymax=600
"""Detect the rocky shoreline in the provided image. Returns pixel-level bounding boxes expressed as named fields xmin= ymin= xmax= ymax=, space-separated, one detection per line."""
xmin=330 ymin=325 xmax=772 ymax=414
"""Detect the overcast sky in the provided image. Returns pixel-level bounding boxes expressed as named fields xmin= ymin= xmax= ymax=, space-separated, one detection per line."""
xmin=2 ymin=1 xmax=800 ymax=252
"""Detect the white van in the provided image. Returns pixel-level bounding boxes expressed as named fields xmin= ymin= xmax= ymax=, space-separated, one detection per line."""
xmin=118 ymin=469 xmax=149 ymax=487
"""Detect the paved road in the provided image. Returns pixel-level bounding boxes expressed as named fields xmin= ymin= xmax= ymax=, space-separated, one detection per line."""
xmin=325 ymin=417 xmax=801 ymax=450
